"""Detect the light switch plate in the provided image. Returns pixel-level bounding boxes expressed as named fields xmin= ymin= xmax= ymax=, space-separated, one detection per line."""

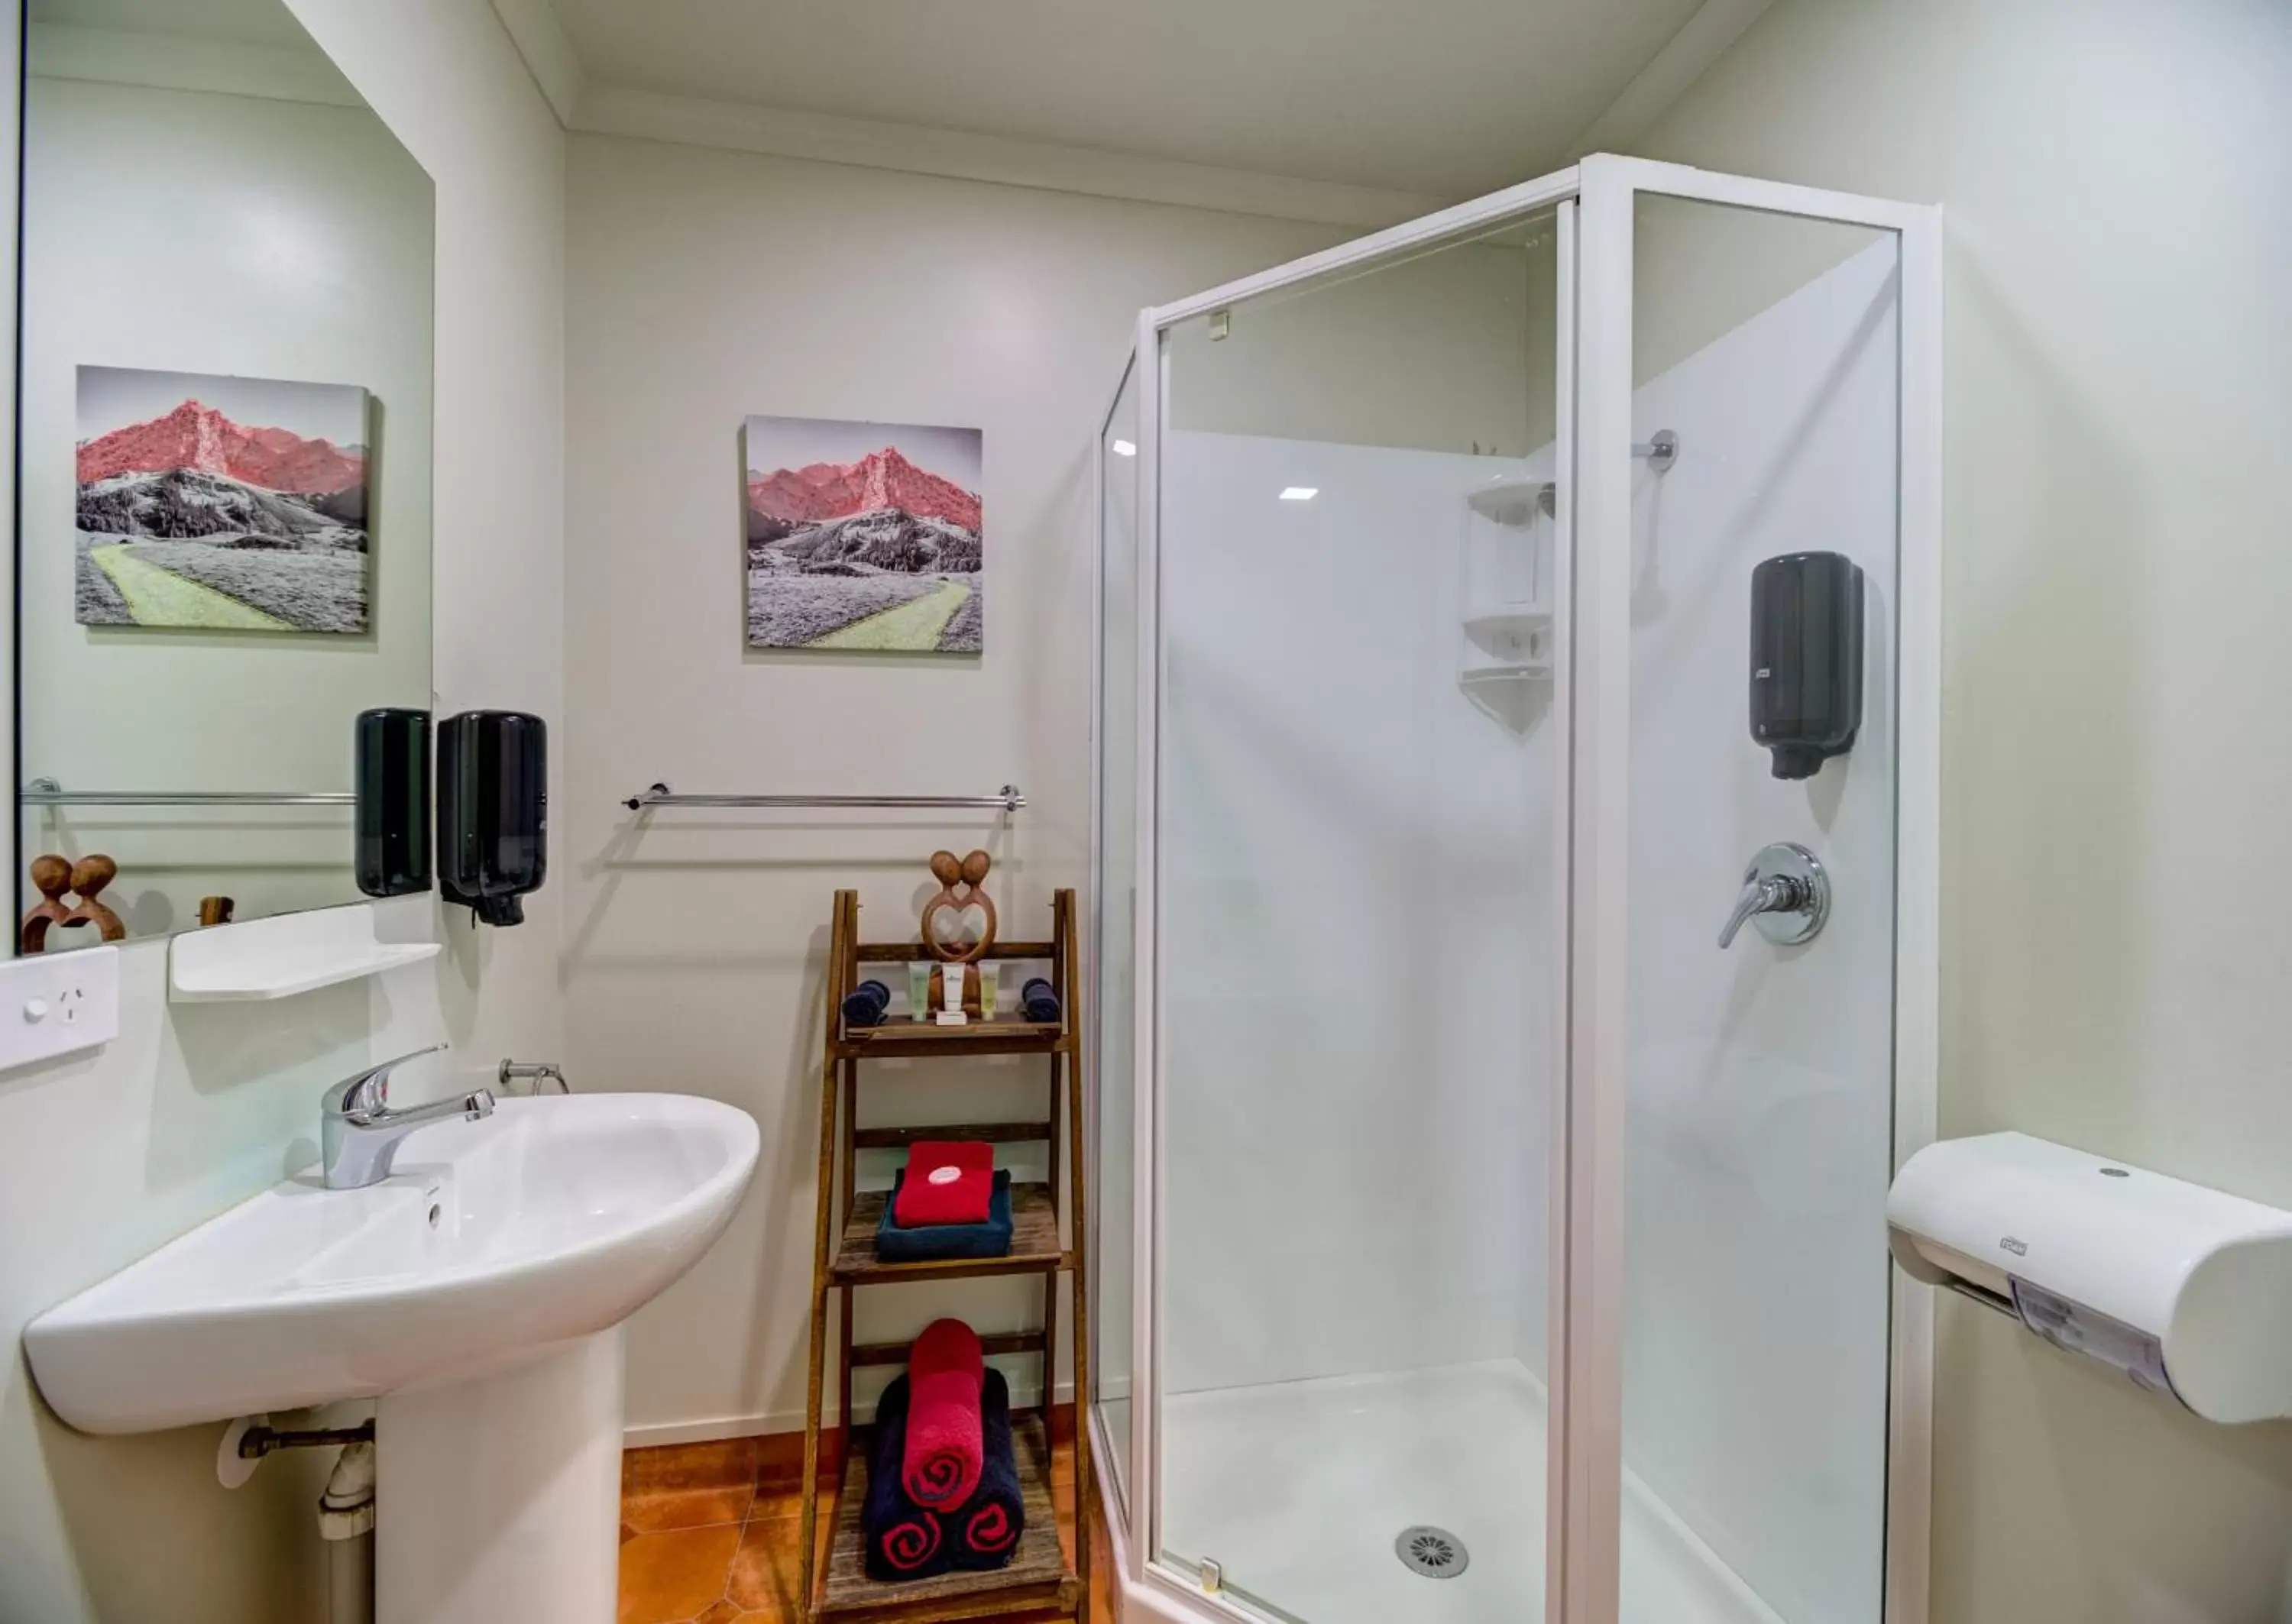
xmin=0 ymin=945 xmax=121 ymax=1071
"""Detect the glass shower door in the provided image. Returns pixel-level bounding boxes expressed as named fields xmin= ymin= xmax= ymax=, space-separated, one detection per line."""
xmin=1148 ymin=209 xmax=1571 ymax=1624
xmin=1567 ymin=162 xmax=1937 ymax=1624
xmin=1094 ymin=360 xmax=1141 ymax=1518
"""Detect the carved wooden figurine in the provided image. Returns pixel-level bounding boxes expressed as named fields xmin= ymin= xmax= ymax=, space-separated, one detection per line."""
xmin=21 ymin=852 xmax=128 ymax=950
xmin=920 ymin=849 xmax=997 ymax=1016
xmin=60 ymin=856 xmax=126 ymax=943
xmin=19 ymin=854 xmax=74 ymax=953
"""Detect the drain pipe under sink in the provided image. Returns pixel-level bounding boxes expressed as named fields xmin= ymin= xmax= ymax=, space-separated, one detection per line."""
xmin=218 ymin=1417 xmax=380 ymax=1624
xmin=319 ymin=1440 xmax=377 ymax=1624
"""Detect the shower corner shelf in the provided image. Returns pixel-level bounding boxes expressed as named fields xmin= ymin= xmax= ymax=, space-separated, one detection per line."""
xmin=798 ymin=888 xmax=1091 ymax=1624
xmin=1460 ymin=607 xmax=1554 ymax=684
xmin=1465 ymin=478 xmax=1553 ymax=522
xmin=1462 ymin=608 xmax=1550 ymax=639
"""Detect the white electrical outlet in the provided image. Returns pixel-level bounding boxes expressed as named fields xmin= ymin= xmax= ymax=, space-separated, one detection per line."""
xmin=0 ymin=945 xmax=121 ymax=1071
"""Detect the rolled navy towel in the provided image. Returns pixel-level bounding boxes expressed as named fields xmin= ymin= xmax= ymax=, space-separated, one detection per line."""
xmin=842 ymin=979 xmax=892 ymax=1028
xmin=876 ymin=1170 xmax=1013 ymax=1263
xmin=864 ymin=1377 xmax=951 ymax=1581
xmin=1019 ymin=977 xmax=1060 ymax=1024
xmin=950 ymin=1367 xmax=1025 ymax=1570
xmin=902 ymin=1318 xmax=985 ymax=1511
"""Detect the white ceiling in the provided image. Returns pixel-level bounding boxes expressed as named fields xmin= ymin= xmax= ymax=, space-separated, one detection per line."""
xmin=539 ymin=0 xmax=1714 ymax=199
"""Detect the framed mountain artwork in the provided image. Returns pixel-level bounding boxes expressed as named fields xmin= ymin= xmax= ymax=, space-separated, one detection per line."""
xmin=73 ymin=366 xmax=372 ymax=634
xmin=743 ymin=415 xmax=983 ymax=653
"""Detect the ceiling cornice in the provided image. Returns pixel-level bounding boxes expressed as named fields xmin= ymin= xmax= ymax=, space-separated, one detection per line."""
xmin=570 ymin=82 xmax=1445 ymax=229
xmin=490 ymin=0 xmax=1768 ymax=228
xmin=489 ymin=0 xmax=584 ymax=125
xmin=29 ymin=22 xmax=362 ymax=108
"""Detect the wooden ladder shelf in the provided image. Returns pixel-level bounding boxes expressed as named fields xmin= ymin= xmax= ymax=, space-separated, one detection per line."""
xmin=799 ymin=888 xmax=1091 ymax=1624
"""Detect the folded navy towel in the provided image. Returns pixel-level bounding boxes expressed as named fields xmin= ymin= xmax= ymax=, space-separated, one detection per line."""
xmin=876 ymin=1169 xmax=1014 ymax=1262
xmin=950 ymin=1367 xmax=1024 ymax=1570
xmin=843 ymin=979 xmax=892 ymax=1028
xmin=1020 ymin=977 xmax=1060 ymax=1024
xmin=864 ymin=1377 xmax=951 ymax=1582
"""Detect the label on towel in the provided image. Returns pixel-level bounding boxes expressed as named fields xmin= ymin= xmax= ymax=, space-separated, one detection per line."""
xmin=927 ymin=1164 xmax=963 ymax=1186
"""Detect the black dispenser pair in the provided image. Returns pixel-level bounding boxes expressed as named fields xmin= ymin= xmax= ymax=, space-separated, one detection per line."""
xmin=354 ymin=708 xmax=547 ymax=926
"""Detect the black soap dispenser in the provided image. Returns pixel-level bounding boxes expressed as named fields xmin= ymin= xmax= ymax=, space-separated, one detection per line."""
xmin=437 ymin=710 xmax=547 ymax=926
xmin=1749 ymin=552 xmax=1864 ymax=780
xmin=354 ymin=707 xmax=432 ymax=898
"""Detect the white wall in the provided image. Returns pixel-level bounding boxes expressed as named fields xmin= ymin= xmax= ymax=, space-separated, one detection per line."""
xmin=0 ymin=2 xmax=566 ymax=1619
xmin=1620 ymin=238 xmax=1901 ymax=1624
xmin=1630 ymin=3 xmax=2292 ymax=1619
xmin=1156 ymin=431 xmax=1555 ymax=1396
xmin=18 ymin=73 xmax=435 ymax=933
xmin=561 ymin=131 xmax=1343 ymax=1440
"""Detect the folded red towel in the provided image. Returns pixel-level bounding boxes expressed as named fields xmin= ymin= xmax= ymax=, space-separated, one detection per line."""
xmin=902 ymin=1318 xmax=985 ymax=1511
xmin=894 ymin=1141 xmax=995 ymax=1228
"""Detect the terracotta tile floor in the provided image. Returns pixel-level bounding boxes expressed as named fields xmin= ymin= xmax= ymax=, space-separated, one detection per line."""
xmin=618 ymin=1430 xmax=1115 ymax=1624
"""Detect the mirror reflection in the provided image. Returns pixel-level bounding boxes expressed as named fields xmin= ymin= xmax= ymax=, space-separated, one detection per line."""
xmin=16 ymin=0 xmax=436 ymax=947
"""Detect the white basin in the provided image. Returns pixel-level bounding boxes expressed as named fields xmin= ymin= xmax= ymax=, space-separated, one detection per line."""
xmin=27 ymin=1091 xmax=758 ymax=1624
xmin=28 ymin=1092 xmax=759 ymax=1434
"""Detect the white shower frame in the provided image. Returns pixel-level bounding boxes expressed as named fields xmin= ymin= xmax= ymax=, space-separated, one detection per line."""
xmin=1089 ymin=153 xmax=1942 ymax=1624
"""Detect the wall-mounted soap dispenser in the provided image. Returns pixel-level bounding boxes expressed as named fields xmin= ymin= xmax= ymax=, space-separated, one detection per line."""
xmin=355 ymin=708 xmax=431 ymax=898
xmin=1749 ymin=551 xmax=1863 ymax=779
xmin=437 ymin=710 xmax=546 ymax=927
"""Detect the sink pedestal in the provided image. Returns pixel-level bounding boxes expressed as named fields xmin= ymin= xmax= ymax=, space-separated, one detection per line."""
xmin=377 ymin=1328 xmax=625 ymax=1624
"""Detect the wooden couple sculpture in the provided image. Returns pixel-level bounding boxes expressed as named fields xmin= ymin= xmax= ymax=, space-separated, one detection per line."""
xmin=20 ymin=853 xmax=125 ymax=952
xmin=920 ymin=848 xmax=997 ymax=1017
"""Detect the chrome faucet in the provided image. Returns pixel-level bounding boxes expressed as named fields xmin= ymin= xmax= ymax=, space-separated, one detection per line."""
xmin=320 ymin=1043 xmax=494 ymax=1189
xmin=1717 ymin=842 xmax=1831 ymax=949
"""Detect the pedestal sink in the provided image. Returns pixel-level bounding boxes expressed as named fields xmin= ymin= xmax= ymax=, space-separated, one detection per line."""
xmin=24 ymin=1092 xmax=759 ymax=1624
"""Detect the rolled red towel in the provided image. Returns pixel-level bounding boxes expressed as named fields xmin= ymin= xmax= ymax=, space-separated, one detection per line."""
xmin=863 ymin=1378 xmax=950 ymax=1581
xmin=876 ymin=1506 xmax=946 ymax=1577
xmin=951 ymin=1370 xmax=1023 ymax=1570
xmin=963 ymin=1499 xmax=1018 ymax=1561
xmin=902 ymin=1318 xmax=985 ymax=1510
xmin=894 ymin=1141 xmax=995 ymax=1228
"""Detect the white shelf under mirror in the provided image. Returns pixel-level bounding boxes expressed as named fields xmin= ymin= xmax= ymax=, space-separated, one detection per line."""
xmin=168 ymin=901 xmax=440 ymax=1003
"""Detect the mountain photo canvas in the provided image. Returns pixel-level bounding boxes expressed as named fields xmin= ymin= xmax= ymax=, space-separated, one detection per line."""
xmin=74 ymin=366 xmax=371 ymax=633
xmin=744 ymin=415 xmax=983 ymax=653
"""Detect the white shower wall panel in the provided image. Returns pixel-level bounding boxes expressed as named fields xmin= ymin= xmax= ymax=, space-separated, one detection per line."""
xmin=1158 ymin=432 xmax=1556 ymax=1398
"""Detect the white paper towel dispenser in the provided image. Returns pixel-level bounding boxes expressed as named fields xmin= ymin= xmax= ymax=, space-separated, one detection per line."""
xmin=1887 ymin=1131 xmax=2292 ymax=1422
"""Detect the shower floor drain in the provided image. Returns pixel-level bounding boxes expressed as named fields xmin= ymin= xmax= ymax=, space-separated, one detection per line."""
xmin=1395 ymin=1525 xmax=1468 ymax=1579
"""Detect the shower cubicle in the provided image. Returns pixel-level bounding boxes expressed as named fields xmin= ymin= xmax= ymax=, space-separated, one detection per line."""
xmin=1088 ymin=157 xmax=1941 ymax=1624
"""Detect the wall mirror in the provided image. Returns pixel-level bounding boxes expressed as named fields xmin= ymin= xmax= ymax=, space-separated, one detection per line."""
xmin=15 ymin=0 xmax=436 ymax=949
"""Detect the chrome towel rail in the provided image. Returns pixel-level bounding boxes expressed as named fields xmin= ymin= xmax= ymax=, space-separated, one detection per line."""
xmin=21 ymin=778 xmax=353 ymax=807
xmin=623 ymin=781 xmax=1025 ymax=814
